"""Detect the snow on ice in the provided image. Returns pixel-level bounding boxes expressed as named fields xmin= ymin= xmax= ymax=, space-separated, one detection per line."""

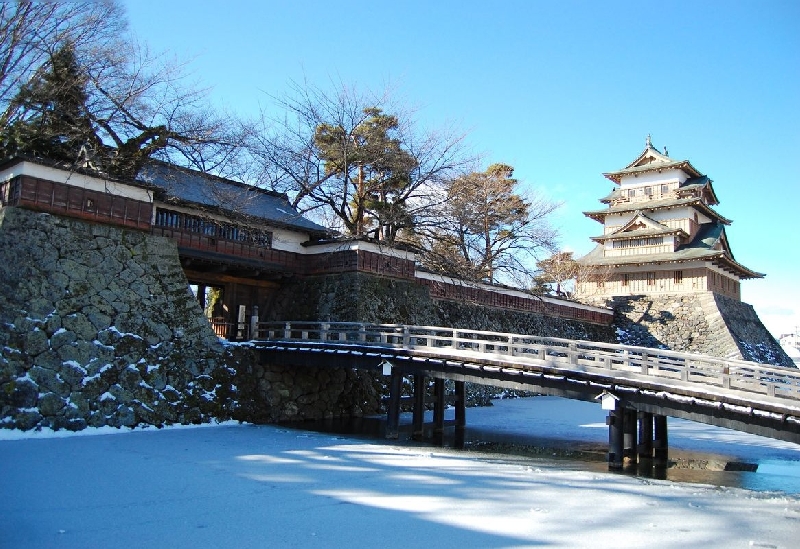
xmin=1 ymin=397 xmax=799 ymax=548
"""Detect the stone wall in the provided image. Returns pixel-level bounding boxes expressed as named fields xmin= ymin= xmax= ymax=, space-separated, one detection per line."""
xmin=234 ymin=361 xmax=385 ymax=423
xmin=259 ymin=272 xmax=617 ymax=413
xmin=0 ymin=207 xmax=247 ymax=431
xmin=270 ymin=272 xmax=616 ymax=341
xmin=600 ymin=292 xmax=793 ymax=367
xmin=711 ymin=292 xmax=793 ymax=366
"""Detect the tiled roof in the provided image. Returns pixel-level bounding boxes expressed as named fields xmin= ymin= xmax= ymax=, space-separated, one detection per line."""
xmin=591 ymin=225 xmax=683 ymax=242
xmin=602 ymin=144 xmax=703 ymax=183
xmin=578 ymin=222 xmax=763 ymax=279
xmin=138 ymin=162 xmax=328 ymax=235
xmin=583 ymin=196 xmax=731 ymax=225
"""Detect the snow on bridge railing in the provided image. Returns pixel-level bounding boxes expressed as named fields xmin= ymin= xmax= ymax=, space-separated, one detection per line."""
xmin=253 ymin=322 xmax=800 ymax=403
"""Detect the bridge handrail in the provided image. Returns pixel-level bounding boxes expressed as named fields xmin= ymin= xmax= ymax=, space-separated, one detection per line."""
xmin=253 ymin=321 xmax=800 ymax=402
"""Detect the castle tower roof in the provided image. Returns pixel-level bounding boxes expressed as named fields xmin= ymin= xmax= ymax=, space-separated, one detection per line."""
xmin=602 ymin=136 xmax=704 ymax=184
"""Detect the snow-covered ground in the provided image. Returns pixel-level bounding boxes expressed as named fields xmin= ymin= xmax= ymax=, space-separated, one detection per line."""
xmin=2 ymin=397 xmax=799 ymax=549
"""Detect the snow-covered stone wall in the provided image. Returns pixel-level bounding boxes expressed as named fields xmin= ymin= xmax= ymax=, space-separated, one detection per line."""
xmin=0 ymin=207 xmax=245 ymax=431
xmin=597 ymin=292 xmax=793 ymax=367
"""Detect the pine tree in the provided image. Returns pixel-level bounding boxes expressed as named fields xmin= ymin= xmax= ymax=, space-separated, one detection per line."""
xmin=1 ymin=43 xmax=100 ymax=164
xmin=314 ymin=108 xmax=416 ymax=240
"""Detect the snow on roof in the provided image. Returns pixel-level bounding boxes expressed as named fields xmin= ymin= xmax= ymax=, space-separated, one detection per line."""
xmin=138 ymin=161 xmax=328 ymax=235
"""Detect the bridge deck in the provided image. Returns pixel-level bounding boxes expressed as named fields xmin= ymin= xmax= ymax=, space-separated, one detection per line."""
xmin=252 ymin=322 xmax=800 ymax=445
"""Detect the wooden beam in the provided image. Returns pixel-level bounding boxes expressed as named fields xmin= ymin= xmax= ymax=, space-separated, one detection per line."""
xmin=183 ymin=268 xmax=280 ymax=288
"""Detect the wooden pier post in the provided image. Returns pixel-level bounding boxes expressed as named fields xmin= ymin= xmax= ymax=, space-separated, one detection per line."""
xmin=385 ymin=368 xmax=403 ymax=439
xmin=653 ymin=415 xmax=669 ymax=465
xmin=638 ymin=411 xmax=654 ymax=460
xmin=454 ymin=381 xmax=466 ymax=448
xmin=454 ymin=381 xmax=466 ymax=429
xmin=622 ymin=408 xmax=638 ymax=466
xmin=607 ymin=403 xmax=624 ymax=470
xmin=412 ymin=374 xmax=426 ymax=441
xmin=432 ymin=378 xmax=446 ymax=435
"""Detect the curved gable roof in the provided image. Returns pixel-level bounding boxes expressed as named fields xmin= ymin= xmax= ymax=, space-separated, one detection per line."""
xmin=583 ymin=196 xmax=732 ymax=225
xmin=579 ymin=221 xmax=764 ymax=279
xmin=590 ymin=211 xmax=686 ymax=242
xmin=138 ymin=161 xmax=329 ymax=235
xmin=603 ymin=142 xmax=703 ymax=184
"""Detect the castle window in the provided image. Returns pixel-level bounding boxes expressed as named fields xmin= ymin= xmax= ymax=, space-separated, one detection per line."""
xmin=628 ymin=189 xmax=636 ymax=198
xmin=154 ymin=207 xmax=272 ymax=248
xmin=646 ymin=272 xmax=655 ymax=285
xmin=674 ymin=270 xmax=683 ymax=284
xmin=612 ymin=236 xmax=664 ymax=249
xmin=644 ymin=186 xmax=652 ymax=196
xmin=622 ymin=274 xmax=629 ymax=286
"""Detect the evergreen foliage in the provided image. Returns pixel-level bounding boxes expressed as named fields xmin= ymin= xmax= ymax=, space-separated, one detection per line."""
xmin=1 ymin=44 xmax=99 ymax=164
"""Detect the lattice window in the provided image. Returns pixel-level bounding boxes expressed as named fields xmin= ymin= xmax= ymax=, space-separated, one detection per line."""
xmin=154 ymin=208 xmax=272 ymax=247
xmin=612 ymin=236 xmax=664 ymax=249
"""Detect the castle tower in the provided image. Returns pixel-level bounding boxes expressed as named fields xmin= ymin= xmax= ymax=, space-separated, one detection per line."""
xmin=574 ymin=139 xmax=793 ymax=365
xmin=576 ymin=137 xmax=763 ymax=300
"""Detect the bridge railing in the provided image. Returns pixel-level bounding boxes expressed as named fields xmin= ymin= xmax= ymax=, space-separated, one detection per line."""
xmin=254 ymin=322 xmax=800 ymax=402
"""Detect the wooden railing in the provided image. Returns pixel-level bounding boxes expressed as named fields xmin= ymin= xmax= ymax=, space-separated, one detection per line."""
xmin=253 ymin=322 xmax=800 ymax=403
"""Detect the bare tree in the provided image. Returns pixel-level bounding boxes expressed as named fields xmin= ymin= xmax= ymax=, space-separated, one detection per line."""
xmin=0 ymin=1 xmax=125 ymax=126
xmin=247 ymin=79 xmax=473 ymax=240
xmin=533 ymin=251 xmax=580 ymax=296
xmin=83 ymin=39 xmax=249 ymax=179
xmin=1 ymin=0 xmax=249 ymax=181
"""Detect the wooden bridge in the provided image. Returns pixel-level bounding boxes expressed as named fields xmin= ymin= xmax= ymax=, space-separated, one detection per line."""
xmin=250 ymin=322 xmax=800 ymax=468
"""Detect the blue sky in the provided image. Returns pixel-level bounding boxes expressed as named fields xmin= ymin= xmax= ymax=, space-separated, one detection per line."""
xmin=123 ymin=0 xmax=799 ymax=338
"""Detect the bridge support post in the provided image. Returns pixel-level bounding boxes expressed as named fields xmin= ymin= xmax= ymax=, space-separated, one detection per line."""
xmin=454 ymin=381 xmax=466 ymax=429
xmin=412 ymin=374 xmax=426 ymax=441
xmin=638 ymin=411 xmax=654 ymax=461
xmin=432 ymin=378 xmax=446 ymax=435
xmin=653 ymin=415 xmax=668 ymax=466
xmin=385 ymin=368 xmax=403 ymax=440
xmin=454 ymin=381 xmax=466 ymax=448
xmin=607 ymin=403 xmax=624 ymax=470
xmin=623 ymin=408 xmax=638 ymax=466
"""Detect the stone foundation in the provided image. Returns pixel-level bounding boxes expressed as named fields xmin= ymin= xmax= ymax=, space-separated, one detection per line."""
xmin=0 ymin=207 xmax=246 ymax=431
xmin=595 ymin=293 xmax=793 ymax=367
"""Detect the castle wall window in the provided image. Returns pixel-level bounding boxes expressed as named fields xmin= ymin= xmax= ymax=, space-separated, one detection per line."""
xmin=674 ymin=270 xmax=683 ymax=284
xmin=622 ymin=273 xmax=629 ymax=286
xmin=154 ymin=208 xmax=272 ymax=248
xmin=612 ymin=236 xmax=664 ymax=249
xmin=646 ymin=272 xmax=655 ymax=285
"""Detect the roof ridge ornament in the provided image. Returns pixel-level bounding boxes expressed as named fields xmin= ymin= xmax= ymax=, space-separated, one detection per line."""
xmin=646 ymin=134 xmax=652 ymax=148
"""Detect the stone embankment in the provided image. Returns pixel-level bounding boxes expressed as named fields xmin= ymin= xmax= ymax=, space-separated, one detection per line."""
xmin=603 ymin=293 xmax=792 ymax=367
xmin=0 ymin=207 xmax=245 ymax=431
